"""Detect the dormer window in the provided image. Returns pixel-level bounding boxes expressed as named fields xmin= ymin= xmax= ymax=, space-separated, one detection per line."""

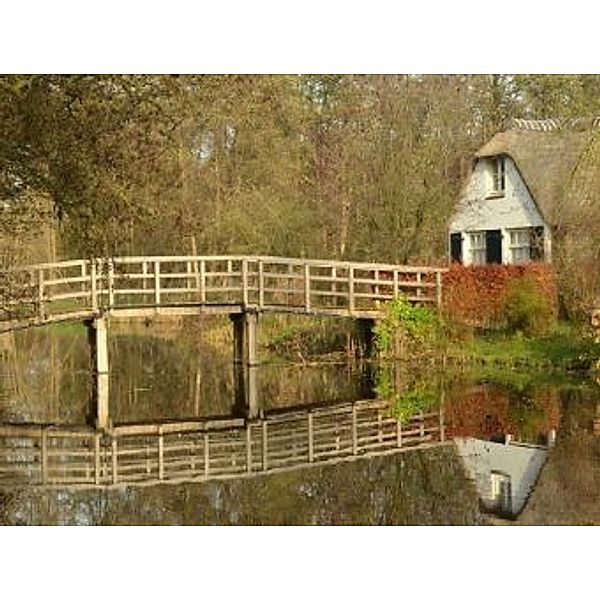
xmin=491 ymin=156 xmax=506 ymax=195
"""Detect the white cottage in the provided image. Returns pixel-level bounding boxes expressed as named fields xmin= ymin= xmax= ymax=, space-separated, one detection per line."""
xmin=448 ymin=118 xmax=597 ymax=266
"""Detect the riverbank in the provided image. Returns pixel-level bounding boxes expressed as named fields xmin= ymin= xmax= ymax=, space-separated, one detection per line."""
xmin=443 ymin=323 xmax=600 ymax=373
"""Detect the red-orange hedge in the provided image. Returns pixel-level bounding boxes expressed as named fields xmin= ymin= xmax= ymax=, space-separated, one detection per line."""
xmin=441 ymin=263 xmax=558 ymax=328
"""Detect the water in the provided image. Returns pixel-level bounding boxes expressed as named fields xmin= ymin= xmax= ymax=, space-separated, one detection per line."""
xmin=0 ymin=317 xmax=598 ymax=525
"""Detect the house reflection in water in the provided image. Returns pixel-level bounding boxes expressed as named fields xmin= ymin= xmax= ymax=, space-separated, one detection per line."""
xmin=445 ymin=381 xmax=560 ymax=519
xmin=455 ymin=432 xmax=555 ymax=519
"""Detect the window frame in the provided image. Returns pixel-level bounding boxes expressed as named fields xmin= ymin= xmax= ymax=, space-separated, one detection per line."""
xmin=468 ymin=231 xmax=486 ymax=265
xmin=489 ymin=156 xmax=506 ymax=197
xmin=507 ymin=228 xmax=530 ymax=264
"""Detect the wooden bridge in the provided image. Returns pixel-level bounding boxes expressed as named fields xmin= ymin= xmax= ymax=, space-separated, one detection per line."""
xmin=0 ymin=398 xmax=446 ymax=488
xmin=0 ymin=255 xmax=445 ymax=432
xmin=0 ymin=255 xmax=444 ymax=332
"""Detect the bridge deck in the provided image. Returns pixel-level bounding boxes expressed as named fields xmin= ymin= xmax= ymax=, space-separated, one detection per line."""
xmin=1 ymin=255 xmax=445 ymax=332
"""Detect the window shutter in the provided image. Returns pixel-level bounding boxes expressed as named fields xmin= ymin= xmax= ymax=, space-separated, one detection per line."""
xmin=450 ymin=233 xmax=462 ymax=263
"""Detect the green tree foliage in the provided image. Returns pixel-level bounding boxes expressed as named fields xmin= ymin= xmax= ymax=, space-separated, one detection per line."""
xmin=374 ymin=296 xmax=441 ymax=358
xmin=514 ymin=75 xmax=600 ymax=118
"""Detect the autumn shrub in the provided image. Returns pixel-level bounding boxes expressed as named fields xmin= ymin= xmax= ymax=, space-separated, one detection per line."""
xmin=442 ymin=263 xmax=558 ymax=331
xmin=502 ymin=275 xmax=555 ymax=336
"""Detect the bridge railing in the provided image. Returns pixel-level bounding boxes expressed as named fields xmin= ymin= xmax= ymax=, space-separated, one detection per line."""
xmin=0 ymin=255 xmax=445 ymax=328
xmin=0 ymin=399 xmax=445 ymax=487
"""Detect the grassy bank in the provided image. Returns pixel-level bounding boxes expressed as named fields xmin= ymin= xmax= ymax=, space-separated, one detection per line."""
xmin=445 ymin=323 xmax=600 ymax=372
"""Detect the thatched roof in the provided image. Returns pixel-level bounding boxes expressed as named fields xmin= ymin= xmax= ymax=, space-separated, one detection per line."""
xmin=475 ymin=119 xmax=597 ymax=225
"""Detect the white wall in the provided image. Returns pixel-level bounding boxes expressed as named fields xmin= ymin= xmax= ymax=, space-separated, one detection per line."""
xmin=449 ymin=157 xmax=550 ymax=265
xmin=455 ymin=438 xmax=548 ymax=517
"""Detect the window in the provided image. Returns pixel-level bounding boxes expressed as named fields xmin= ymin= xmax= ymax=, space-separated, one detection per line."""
xmin=469 ymin=232 xmax=486 ymax=265
xmin=490 ymin=471 xmax=512 ymax=514
xmin=490 ymin=156 xmax=506 ymax=195
xmin=508 ymin=229 xmax=530 ymax=264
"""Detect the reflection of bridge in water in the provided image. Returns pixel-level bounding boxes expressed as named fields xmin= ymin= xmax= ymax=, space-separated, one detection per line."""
xmin=0 ymin=399 xmax=446 ymax=488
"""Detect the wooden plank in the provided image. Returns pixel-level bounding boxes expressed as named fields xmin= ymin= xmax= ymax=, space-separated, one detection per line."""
xmin=41 ymin=429 xmax=48 ymax=484
xmin=158 ymin=430 xmax=164 ymax=480
xmin=108 ymin=260 xmax=115 ymax=307
xmin=94 ymin=433 xmax=101 ymax=485
xmin=352 ymin=405 xmax=358 ymax=455
xmin=246 ymin=425 xmax=252 ymax=472
xmin=112 ymin=438 xmax=118 ymax=484
xmin=262 ymin=421 xmax=268 ymax=471
xmin=204 ymin=432 xmax=209 ymax=477
xmin=90 ymin=260 xmax=98 ymax=310
xmin=304 ymin=264 xmax=311 ymax=312
xmin=258 ymin=260 xmax=264 ymax=308
xmin=12 ymin=254 xmax=446 ymax=275
xmin=199 ymin=260 xmax=206 ymax=302
xmin=348 ymin=267 xmax=355 ymax=313
xmin=242 ymin=259 xmax=249 ymax=307
xmin=154 ymin=261 xmax=161 ymax=306
xmin=308 ymin=412 xmax=314 ymax=463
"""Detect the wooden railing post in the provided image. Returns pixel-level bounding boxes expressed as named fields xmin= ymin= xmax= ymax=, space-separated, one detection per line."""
xmin=112 ymin=437 xmax=118 ymax=484
xmin=262 ymin=420 xmax=268 ymax=471
xmin=304 ymin=263 xmax=311 ymax=312
xmin=41 ymin=428 xmax=48 ymax=484
xmin=352 ymin=404 xmax=358 ymax=455
xmin=258 ymin=260 xmax=264 ymax=308
xmin=246 ymin=424 xmax=252 ymax=472
xmin=242 ymin=258 xmax=249 ymax=308
xmin=393 ymin=270 xmax=399 ymax=299
xmin=158 ymin=428 xmax=164 ymax=480
xmin=416 ymin=272 xmax=422 ymax=300
xmin=90 ymin=259 xmax=98 ymax=311
xmin=154 ymin=260 xmax=161 ymax=307
xmin=348 ymin=267 xmax=355 ymax=314
xmin=37 ymin=268 xmax=45 ymax=319
xmin=186 ymin=260 xmax=192 ymax=290
xmin=200 ymin=259 xmax=206 ymax=303
xmin=94 ymin=432 xmax=101 ymax=485
xmin=436 ymin=270 xmax=442 ymax=307
xmin=308 ymin=412 xmax=314 ymax=463
xmin=397 ymin=419 xmax=402 ymax=447
xmin=204 ymin=431 xmax=209 ymax=477
xmin=107 ymin=259 xmax=115 ymax=308
xmin=141 ymin=260 xmax=148 ymax=292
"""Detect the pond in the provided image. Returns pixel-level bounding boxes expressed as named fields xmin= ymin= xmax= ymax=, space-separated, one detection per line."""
xmin=0 ymin=317 xmax=598 ymax=525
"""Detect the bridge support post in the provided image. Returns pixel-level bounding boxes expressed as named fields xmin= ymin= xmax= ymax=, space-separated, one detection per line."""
xmin=231 ymin=311 xmax=259 ymax=419
xmin=88 ymin=317 xmax=110 ymax=431
xmin=354 ymin=318 xmax=376 ymax=360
